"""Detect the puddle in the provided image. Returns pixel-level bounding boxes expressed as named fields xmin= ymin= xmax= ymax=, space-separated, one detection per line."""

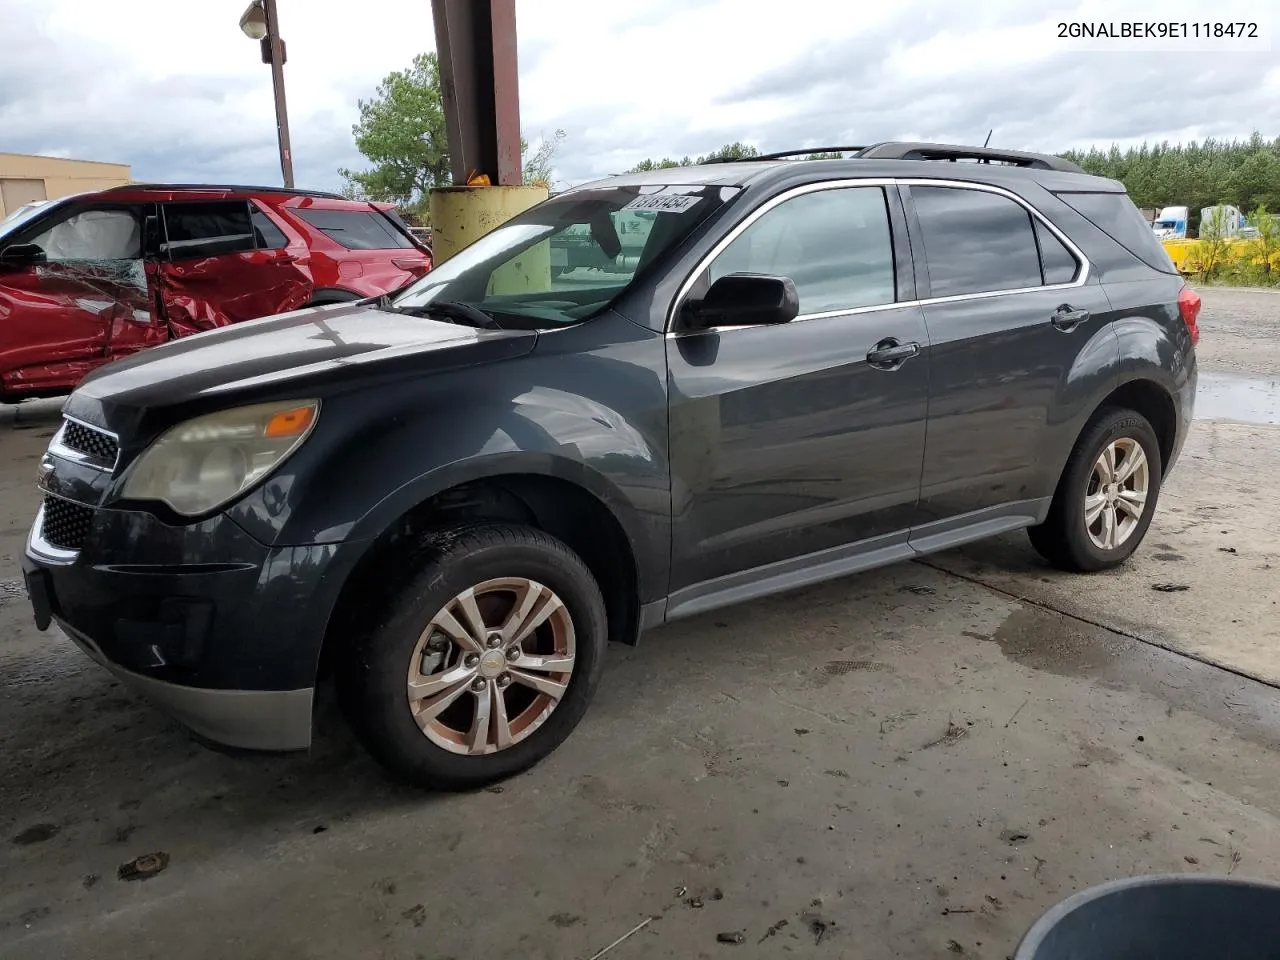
xmin=990 ymin=603 xmax=1280 ymax=750
xmin=1196 ymin=373 xmax=1280 ymax=425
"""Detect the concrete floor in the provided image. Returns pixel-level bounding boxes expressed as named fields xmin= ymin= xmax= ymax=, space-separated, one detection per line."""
xmin=2 ymin=287 xmax=1279 ymax=959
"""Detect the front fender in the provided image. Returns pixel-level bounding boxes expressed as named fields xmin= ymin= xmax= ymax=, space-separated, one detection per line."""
xmin=227 ymin=316 xmax=671 ymax=599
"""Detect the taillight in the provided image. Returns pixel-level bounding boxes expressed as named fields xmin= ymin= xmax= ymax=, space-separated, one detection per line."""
xmin=392 ymin=257 xmax=430 ymax=275
xmin=1177 ymin=285 xmax=1201 ymax=346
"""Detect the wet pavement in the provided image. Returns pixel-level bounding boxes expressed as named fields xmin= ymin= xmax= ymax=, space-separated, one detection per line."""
xmin=1196 ymin=372 xmax=1280 ymax=425
xmin=1 ymin=287 xmax=1279 ymax=959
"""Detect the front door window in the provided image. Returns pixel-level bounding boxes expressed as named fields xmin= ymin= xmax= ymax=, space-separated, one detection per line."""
xmin=30 ymin=209 xmax=142 ymax=262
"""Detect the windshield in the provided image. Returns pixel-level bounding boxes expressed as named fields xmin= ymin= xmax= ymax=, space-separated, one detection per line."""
xmin=391 ymin=184 xmax=740 ymax=328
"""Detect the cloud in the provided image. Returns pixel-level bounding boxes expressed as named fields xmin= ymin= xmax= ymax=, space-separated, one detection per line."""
xmin=1 ymin=0 xmax=1276 ymax=192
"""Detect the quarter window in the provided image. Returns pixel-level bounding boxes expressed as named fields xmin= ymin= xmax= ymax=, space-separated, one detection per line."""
xmin=251 ymin=206 xmax=289 ymax=249
xmin=1034 ymin=219 xmax=1079 ymax=285
xmin=708 ymin=186 xmax=895 ymax=315
xmin=163 ymin=201 xmax=255 ymax=259
xmin=294 ymin=209 xmax=414 ymax=250
xmin=911 ymin=186 xmax=1042 ymax=297
xmin=1055 ymin=191 xmax=1178 ymax=274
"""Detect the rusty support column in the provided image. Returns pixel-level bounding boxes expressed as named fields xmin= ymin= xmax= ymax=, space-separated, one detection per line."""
xmin=431 ymin=0 xmax=523 ymax=186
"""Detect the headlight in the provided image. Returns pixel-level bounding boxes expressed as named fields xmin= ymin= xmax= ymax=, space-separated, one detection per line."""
xmin=121 ymin=400 xmax=319 ymax=515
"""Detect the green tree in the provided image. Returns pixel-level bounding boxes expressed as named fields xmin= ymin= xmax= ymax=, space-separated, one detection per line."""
xmin=339 ymin=52 xmax=450 ymax=205
xmin=695 ymin=141 xmax=760 ymax=162
xmin=1059 ymin=132 xmax=1280 ymax=222
xmin=627 ymin=156 xmax=693 ymax=172
xmin=340 ymin=52 xmax=568 ymax=211
xmin=626 ymin=142 xmax=762 ymax=173
xmin=1245 ymin=203 xmax=1280 ymax=283
xmin=521 ymin=129 xmax=567 ymax=188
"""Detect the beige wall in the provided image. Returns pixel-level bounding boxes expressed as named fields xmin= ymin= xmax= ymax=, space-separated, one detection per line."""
xmin=0 ymin=153 xmax=131 ymax=219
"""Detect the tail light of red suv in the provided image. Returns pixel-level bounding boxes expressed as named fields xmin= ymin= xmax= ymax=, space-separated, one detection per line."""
xmin=1177 ymin=285 xmax=1201 ymax=346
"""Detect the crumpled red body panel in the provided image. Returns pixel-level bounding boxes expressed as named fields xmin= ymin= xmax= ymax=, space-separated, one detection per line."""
xmin=158 ymin=250 xmax=312 ymax=338
xmin=0 ymin=259 xmax=161 ymax=397
xmin=0 ymin=187 xmax=430 ymax=400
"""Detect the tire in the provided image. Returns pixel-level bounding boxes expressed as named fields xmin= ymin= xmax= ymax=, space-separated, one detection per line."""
xmin=1028 ymin=408 xmax=1163 ymax=572
xmin=337 ymin=522 xmax=607 ymax=790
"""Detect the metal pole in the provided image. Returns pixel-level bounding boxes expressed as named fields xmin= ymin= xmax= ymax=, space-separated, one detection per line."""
xmin=431 ymin=0 xmax=522 ymax=186
xmin=263 ymin=0 xmax=295 ymax=187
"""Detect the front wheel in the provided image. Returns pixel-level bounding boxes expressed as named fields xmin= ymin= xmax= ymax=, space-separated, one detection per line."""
xmin=338 ymin=523 xmax=607 ymax=790
xmin=1028 ymin=408 xmax=1163 ymax=572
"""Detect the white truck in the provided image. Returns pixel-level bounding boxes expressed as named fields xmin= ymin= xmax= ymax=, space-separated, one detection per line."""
xmin=1152 ymin=206 xmax=1189 ymax=240
xmin=1200 ymin=204 xmax=1256 ymax=239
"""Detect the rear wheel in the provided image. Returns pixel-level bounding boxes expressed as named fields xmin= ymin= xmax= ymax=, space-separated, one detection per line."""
xmin=338 ymin=523 xmax=607 ymax=790
xmin=1028 ymin=408 xmax=1162 ymax=572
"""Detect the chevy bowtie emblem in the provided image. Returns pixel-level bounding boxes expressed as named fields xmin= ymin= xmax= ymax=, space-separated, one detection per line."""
xmin=37 ymin=457 xmax=54 ymax=485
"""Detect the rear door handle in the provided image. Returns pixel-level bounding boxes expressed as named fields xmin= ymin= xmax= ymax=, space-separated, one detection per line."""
xmin=1051 ymin=305 xmax=1090 ymax=331
xmin=866 ymin=338 xmax=921 ymax=369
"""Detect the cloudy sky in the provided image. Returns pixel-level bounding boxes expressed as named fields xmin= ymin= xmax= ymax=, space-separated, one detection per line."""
xmin=2 ymin=0 xmax=1276 ymax=192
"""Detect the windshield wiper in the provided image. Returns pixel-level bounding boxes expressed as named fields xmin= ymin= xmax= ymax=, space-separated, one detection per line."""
xmin=382 ymin=298 xmax=504 ymax=330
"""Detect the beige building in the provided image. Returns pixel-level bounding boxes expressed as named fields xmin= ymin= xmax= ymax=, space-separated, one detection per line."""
xmin=0 ymin=152 xmax=131 ymax=219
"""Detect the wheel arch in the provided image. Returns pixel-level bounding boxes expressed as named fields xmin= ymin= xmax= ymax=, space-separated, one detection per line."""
xmin=316 ymin=466 xmax=646 ymax=684
xmin=1044 ymin=374 xmax=1178 ymax=505
xmin=1095 ymin=376 xmax=1178 ymax=470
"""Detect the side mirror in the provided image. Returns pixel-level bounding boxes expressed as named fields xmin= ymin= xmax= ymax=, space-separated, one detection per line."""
xmin=0 ymin=243 xmax=46 ymax=269
xmin=686 ymin=273 xmax=799 ymax=329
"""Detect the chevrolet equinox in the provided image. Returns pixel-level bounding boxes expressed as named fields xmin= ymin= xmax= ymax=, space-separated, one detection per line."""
xmin=22 ymin=142 xmax=1199 ymax=789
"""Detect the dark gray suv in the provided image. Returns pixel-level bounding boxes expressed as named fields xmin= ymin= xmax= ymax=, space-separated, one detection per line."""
xmin=23 ymin=142 xmax=1199 ymax=788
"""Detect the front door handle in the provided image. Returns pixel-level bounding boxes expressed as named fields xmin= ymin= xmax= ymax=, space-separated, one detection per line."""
xmin=866 ymin=338 xmax=921 ymax=370
xmin=1051 ymin=305 xmax=1090 ymax=331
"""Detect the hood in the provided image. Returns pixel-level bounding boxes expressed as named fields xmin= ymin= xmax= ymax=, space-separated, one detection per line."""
xmin=68 ymin=302 xmax=537 ymax=431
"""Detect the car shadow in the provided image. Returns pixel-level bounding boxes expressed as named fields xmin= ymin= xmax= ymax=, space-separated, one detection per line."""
xmin=0 ymin=531 xmax=1055 ymax=880
xmin=0 ymin=626 xmax=454 ymax=861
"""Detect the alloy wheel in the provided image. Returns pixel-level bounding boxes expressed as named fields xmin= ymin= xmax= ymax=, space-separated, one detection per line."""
xmin=1084 ymin=437 xmax=1149 ymax=550
xmin=406 ymin=577 xmax=576 ymax=755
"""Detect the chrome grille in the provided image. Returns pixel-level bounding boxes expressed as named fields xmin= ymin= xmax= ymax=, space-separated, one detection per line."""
xmin=57 ymin=419 xmax=119 ymax=468
xmin=41 ymin=496 xmax=94 ymax=551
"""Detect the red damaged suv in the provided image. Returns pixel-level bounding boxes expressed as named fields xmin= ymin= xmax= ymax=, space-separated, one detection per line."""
xmin=0 ymin=183 xmax=432 ymax=401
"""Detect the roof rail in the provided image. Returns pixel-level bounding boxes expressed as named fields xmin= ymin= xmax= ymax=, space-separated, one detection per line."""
xmin=702 ymin=146 xmax=867 ymax=164
xmin=855 ymin=142 xmax=1083 ymax=174
xmin=103 ymin=182 xmax=350 ymax=201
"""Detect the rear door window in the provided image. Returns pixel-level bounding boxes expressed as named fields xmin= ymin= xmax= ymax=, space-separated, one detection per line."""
xmin=911 ymin=186 xmax=1042 ymax=297
xmin=708 ymin=186 xmax=896 ymax=314
xmin=162 ymin=201 xmax=256 ymax=260
xmin=1055 ymin=191 xmax=1178 ymax=273
xmin=293 ymin=209 xmax=414 ymax=250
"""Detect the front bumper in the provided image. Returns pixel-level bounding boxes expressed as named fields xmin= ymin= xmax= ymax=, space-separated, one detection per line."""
xmin=58 ymin=617 xmax=312 ymax=751
xmin=23 ymin=502 xmax=355 ymax=752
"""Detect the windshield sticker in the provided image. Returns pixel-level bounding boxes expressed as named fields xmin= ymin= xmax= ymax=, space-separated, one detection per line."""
xmin=622 ymin=194 xmax=702 ymax=214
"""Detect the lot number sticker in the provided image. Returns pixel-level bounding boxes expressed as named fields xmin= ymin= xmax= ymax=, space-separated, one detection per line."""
xmin=623 ymin=194 xmax=702 ymax=213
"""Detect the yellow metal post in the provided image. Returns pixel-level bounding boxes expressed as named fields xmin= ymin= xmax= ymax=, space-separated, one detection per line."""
xmin=428 ymin=184 xmax=547 ymax=264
